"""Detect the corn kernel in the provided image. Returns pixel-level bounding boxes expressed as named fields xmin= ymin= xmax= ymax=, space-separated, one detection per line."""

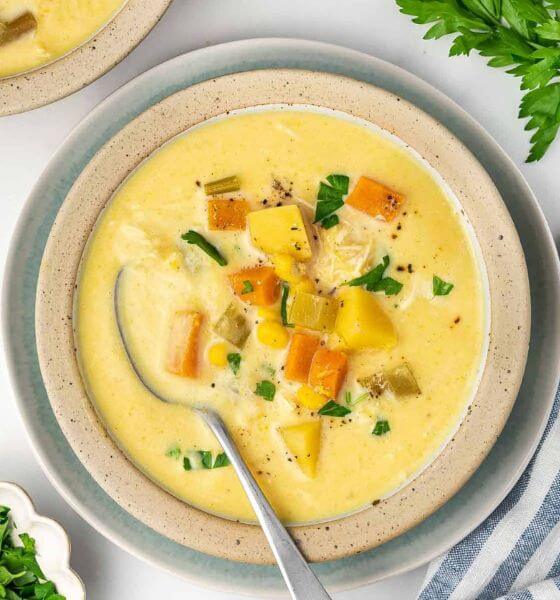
xmin=294 ymin=277 xmax=315 ymax=293
xmin=208 ymin=342 xmax=228 ymax=367
xmin=272 ymin=253 xmax=301 ymax=283
xmin=257 ymin=306 xmax=280 ymax=322
xmin=257 ymin=321 xmax=290 ymax=349
xmin=296 ymin=385 xmax=328 ymax=410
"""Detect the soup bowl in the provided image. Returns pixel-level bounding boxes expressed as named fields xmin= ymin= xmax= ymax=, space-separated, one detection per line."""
xmin=0 ymin=0 xmax=171 ymax=116
xmin=35 ymin=69 xmax=530 ymax=563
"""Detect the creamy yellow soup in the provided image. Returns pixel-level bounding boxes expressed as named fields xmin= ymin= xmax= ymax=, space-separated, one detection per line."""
xmin=0 ymin=0 xmax=124 ymax=78
xmin=76 ymin=109 xmax=487 ymax=524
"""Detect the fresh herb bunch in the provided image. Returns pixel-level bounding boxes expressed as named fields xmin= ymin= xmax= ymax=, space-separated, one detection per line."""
xmin=0 ymin=506 xmax=65 ymax=599
xmin=396 ymin=0 xmax=560 ymax=161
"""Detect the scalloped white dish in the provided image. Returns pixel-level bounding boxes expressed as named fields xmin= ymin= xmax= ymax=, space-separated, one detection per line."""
xmin=0 ymin=482 xmax=85 ymax=600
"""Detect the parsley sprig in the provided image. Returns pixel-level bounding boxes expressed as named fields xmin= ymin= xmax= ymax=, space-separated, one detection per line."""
xmin=313 ymin=174 xmax=349 ymax=227
xmin=397 ymin=0 xmax=560 ymax=161
xmin=346 ymin=255 xmax=403 ymax=295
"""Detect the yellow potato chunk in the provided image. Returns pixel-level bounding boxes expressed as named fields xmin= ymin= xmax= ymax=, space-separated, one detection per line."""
xmin=279 ymin=421 xmax=322 ymax=478
xmin=335 ymin=287 xmax=397 ymax=350
xmin=248 ymin=205 xmax=312 ymax=260
xmin=289 ymin=291 xmax=339 ymax=332
xmin=296 ymin=385 xmax=328 ymax=410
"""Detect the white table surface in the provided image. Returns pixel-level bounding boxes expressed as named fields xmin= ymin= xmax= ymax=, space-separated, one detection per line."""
xmin=1 ymin=1 xmax=558 ymax=599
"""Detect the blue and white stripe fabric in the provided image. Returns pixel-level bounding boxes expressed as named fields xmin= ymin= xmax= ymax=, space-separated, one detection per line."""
xmin=418 ymin=387 xmax=560 ymax=599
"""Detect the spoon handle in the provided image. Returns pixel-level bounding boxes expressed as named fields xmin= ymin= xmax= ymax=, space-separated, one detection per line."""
xmin=198 ymin=409 xmax=332 ymax=600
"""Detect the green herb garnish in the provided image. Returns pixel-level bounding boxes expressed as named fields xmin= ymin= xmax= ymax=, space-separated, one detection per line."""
xmin=321 ymin=214 xmax=340 ymax=229
xmin=372 ymin=420 xmax=391 ymax=436
xmin=433 ymin=275 xmax=454 ymax=296
xmin=397 ymin=0 xmax=560 ymax=161
xmin=280 ymin=283 xmax=294 ymax=327
xmin=183 ymin=456 xmax=192 ymax=471
xmin=326 ymin=174 xmax=350 ymax=194
xmin=227 ymin=352 xmax=241 ymax=374
xmin=255 ymin=380 xmax=276 ymax=401
xmin=241 ymin=280 xmax=254 ymax=294
xmin=199 ymin=450 xmax=214 ymax=469
xmin=0 ymin=506 xmax=66 ymax=599
xmin=314 ymin=173 xmax=349 ymax=226
xmin=181 ymin=230 xmax=227 ymax=266
xmin=346 ymin=255 xmax=403 ymax=296
xmin=165 ymin=444 xmax=181 ymax=459
xmin=318 ymin=400 xmax=352 ymax=417
xmin=212 ymin=452 xmax=231 ymax=468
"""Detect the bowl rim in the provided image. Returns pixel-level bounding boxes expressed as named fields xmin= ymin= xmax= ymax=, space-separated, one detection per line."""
xmin=0 ymin=0 xmax=172 ymax=116
xmin=34 ymin=67 xmax=530 ymax=564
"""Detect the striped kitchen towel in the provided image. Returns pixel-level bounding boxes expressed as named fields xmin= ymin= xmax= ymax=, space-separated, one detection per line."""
xmin=418 ymin=386 xmax=560 ymax=600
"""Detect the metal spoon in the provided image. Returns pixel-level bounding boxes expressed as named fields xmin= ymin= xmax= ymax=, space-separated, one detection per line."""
xmin=114 ymin=271 xmax=332 ymax=599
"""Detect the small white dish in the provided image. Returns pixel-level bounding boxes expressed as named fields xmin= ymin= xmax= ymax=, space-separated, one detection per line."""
xmin=0 ymin=482 xmax=85 ymax=600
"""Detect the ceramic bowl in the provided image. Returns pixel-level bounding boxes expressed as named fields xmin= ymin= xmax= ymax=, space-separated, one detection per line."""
xmin=0 ymin=0 xmax=171 ymax=116
xmin=34 ymin=68 xmax=530 ymax=564
xmin=0 ymin=482 xmax=85 ymax=599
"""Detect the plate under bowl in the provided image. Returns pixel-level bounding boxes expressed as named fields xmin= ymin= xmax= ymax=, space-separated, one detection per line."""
xmin=4 ymin=39 xmax=559 ymax=595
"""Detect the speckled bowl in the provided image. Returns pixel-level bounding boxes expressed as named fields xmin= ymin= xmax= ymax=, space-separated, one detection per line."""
xmin=0 ymin=0 xmax=171 ymax=116
xmin=35 ymin=69 xmax=530 ymax=564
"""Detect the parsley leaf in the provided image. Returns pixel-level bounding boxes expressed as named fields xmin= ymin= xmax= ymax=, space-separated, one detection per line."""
xmin=181 ymin=230 xmax=227 ymax=266
xmin=321 ymin=214 xmax=340 ymax=229
xmin=346 ymin=255 xmax=403 ymax=295
xmin=227 ymin=352 xmax=241 ymax=374
xmin=212 ymin=452 xmax=231 ymax=468
xmin=397 ymin=0 xmax=560 ymax=161
xmin=372 ymin=419 xmax=391 ymax=436
xmin=313 ymin=174 xmax=349 ymax=225
xmin=241 ymin=280 xmax=254 ymax=294
xmin=318 ymin=400 xmax=352 ymax=417
xmin=199 ymin=450 xmax=214 ymax=469
xmin=165 ymin=444 xmax=181 ymax=459
xmin=255 ymin=380 xmax=276 ymax=401
xmin=433 ymin=275 xmax=455 ymax=296
xmin=183 ymin=456 xmax=192 ymax=471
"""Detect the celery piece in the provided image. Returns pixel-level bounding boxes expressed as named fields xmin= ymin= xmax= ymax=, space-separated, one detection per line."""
xmin=0 ymin=12 xmax=37 ymax=46
xmin=288 ymin=291 xmax=339 ymax=332
xmin=204 ymin=176 xmax=240 ymax=196
xmin=213 ymin=303 xmax=250 ymax=347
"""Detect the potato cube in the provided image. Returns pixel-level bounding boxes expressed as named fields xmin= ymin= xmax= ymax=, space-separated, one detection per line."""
xmin=335 ymin=287 xmax=397 ymax=350
xmin=279 ymin=421 xmax=322 ymax=477
xmin=248 ymin=205 xmax=312 ymax=260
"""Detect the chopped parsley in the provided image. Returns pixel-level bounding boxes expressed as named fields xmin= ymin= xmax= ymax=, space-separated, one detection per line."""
xmin=183 ymin=456 xmax=192 ymax=471
xmin=181 ymin=230 xmax=227 ymax=266
xmin=212 ymin=452 xmax=231 ymax=469
xmin=227 ymin=352 xmax=241 ymax=375
xmin=346 ymin=255 xmax=403 ymax=296
xmin=241 ymin=280 xmax=254 ymax=294
xmin=433 ymin=275 xmax=454 ymax=296
xmin=372 ymin=420 xmax=391 ymax=436
xmin=255 ymin=380 xmax=276 ymax=401
xmin=199 ymin=450 xmax=214 ymax=469
xmin=0 ymin=506 xmax=66 ymax=599
xmin=165 ymin=444 xmax=181 ymax=459
xmin=313 ymin=173 xmax=349 ymax=227
xmin=321 ymin=214 xmax=339 ymax=229
xmin=344 ymin=390 xmax=370 ymax=407
xmin=318 ymin=400 xmax=352 ymax=417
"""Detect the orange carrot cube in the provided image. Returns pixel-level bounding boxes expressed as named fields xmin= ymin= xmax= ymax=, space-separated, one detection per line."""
xmin=166 ymin=311 xmax=203 ymax=377
xmin=208 ymin=198 xmax=249 ymax=230
xmin=229 ymin=266 xmax=280 ymax=306
xmin=309 ymin=348 xmax=348 ymax=398
xmin=285 ymin=332 xmax=320 ymax=383
xmin=346 ymin=176 xmax=404 ymax=222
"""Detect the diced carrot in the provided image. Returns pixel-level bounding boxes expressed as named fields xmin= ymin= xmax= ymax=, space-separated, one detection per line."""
xmin=166 ymin=311 xmax=203 ymax=377
xmin=229 ymin=266 xmax=280 ymax=306
xmin=308 ymin=348 xmax=348 ymax=398
xmin=284 ymin=332 xmax=320 ymax=383
xmin=208 ymin=198 xmax=249 ymax=230
xmin=346 ymin=176 xmax=404 ymax=221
